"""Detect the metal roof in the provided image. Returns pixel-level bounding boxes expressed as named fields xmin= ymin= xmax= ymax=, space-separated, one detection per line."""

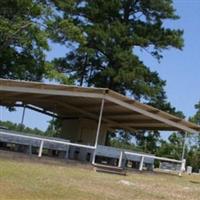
xmin=0 ymin=78 xmax=199 ymax=133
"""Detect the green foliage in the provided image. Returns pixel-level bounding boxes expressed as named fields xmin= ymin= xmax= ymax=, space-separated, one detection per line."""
xmin=186 ymin=101 xmax=200 ymax=171
xmin=0 ymin=0 xmax=49 ymax=81
xmin=47 ymin=0 xmax=86 ymax=45
xmin=44 ymin=63 xmax=73 ymax=84
xmin=0 ymin=0 xmax=77 ymax=83
xmin=52 ymin=0 xmax=184 ymax=103
xmin=107 ymin=130 xmax=143 ymax=152
xmin=45 ymin=118 xmax=62 ymax=137
xmin=187 ymin=147 xmax=200 ymax=172
xmin=0 ymin=120 xmax=45 ymax=136
xmin=0 ymin=119 xmax=62 ymax=138
xmin=135 ymin=131 xmax=160 ymax=154
xmin=110 ymin=139 xmax=143 ymax=152
xmin=189 ymin=101 xmax=200 ymax=125
xmin=157 ymin=132 xmax=186 ymax=160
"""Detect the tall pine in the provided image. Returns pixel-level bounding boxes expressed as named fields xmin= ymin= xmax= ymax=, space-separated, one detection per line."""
xmin=51 ymin=0 xmax=183 ymax=104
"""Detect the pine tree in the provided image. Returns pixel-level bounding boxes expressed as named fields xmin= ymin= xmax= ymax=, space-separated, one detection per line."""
xmin=0 ymin=0 xmax=49 ymax=81
xmin=0 ymin=0 xmax=80 ymax=83
xmin=52 ymin=0 xmax=184 ymax=102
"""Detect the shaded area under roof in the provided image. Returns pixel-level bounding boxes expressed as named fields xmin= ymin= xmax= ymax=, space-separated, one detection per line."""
xmin=0 ymin=79 xmax=199 ymax=134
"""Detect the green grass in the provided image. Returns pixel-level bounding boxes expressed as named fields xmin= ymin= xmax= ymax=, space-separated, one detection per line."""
xmin=0 ymin=155 xmax=200 ymax=200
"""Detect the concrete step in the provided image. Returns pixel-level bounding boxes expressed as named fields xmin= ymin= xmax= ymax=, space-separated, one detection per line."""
xmin=93 ymin=163 xmax=126 ymax=175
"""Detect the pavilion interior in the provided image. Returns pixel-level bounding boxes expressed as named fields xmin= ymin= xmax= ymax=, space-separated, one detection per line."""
xmin=0 ymin=79 xmax=200 ymax=147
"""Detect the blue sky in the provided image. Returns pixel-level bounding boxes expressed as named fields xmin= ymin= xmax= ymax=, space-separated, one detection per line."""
xmin=137 ymin=0 xmax=200 ymax=118
xmin=1 ymin=0 xmax=200 ymax=131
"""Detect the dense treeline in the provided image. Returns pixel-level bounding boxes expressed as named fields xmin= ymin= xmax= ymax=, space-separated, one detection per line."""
xmin=0 ymin=120 xmax=45 ymax=136
xmin=0 ymin=119 xmax=61 ymax=137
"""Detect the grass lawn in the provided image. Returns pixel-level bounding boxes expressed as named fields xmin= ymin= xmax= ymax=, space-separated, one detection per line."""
xmin=0 ymin=153 xmax=200 ymax=200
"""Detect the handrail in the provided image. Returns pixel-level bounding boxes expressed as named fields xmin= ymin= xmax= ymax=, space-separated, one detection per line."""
xmin=0 ymin=130 xmax=95 ymax=149
xmin=124 ymin=151 xmax=182 ymax=163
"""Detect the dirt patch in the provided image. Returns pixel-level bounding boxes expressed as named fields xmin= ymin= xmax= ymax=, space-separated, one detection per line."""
xmin=0 ymin=149 xmax=93 ymax=169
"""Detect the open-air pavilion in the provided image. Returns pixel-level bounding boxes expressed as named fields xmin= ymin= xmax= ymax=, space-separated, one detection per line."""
xmin=0 ymin=79 xmax=199 ymax=175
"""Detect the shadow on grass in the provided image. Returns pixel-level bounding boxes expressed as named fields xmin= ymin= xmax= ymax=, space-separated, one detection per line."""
xmin=190 ymin=180 xmax=200 ymax=185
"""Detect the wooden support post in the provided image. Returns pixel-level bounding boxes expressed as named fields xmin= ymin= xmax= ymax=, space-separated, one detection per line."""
xmin=139 ymin=156 xmax=144 ymax=171
xmin=92 ymin=98 xmax=105 ymax=164
xmin=118 ymin=151 xmax=123 ymax=168
xmin=38 ymin=140 xmax=44 ymax=157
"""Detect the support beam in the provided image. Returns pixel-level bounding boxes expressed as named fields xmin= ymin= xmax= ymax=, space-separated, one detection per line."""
xmin=116 ymin=123 xmax=170 ymax=127
xmin=105 ymin=95 xmax=199 ymax=134
xmin=38 ymin=140 xmax=44 ymax=157
xmin=181 ymin=132 xmax=187 ymax=161
xmin=28 ymin=145 xmax=32 ymax=156
xmin=92 ymin=99 xmax=105 ymax=164
xmin=84 ymin=103 xmax=128 ymax=111
xmin=14 ymin=103 xmax=79 ymax=120
xmin=1 ymin=93 xmax=47 ymax=99
xmin=139 ymin=156 xmax=144 ymax=171
xmin=181 ymin=159 xmax=186 ymax=172
xmin=94 ymin=99 xmax=105 ymax=148
xmin=65 ymin=147 xmax=69 ymax=159
xmin=0 ymin=85 xmax=105 ymax=99
xmin=56 ymin=101 xmax=136 ymax=132
xmin=179 ymin=159 xmax=186 ymax=176
xmin=15 ymin=104 xmax=59 ymax=119
xmin=179 ymin=132 xmax=187 ymax=176
xmin=103 ymin=114 xmax=149 ymax=120
xmin=118 ymin=151 xmax=123 ymax=168
xmin=20 ymin=105 xmax=26 ymax=131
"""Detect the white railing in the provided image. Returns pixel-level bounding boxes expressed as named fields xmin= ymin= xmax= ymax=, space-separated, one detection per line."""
xmin=0 ymin=129 xmax=185 ymax=175
xmin=0 ymin=130 xmax=95 ymax=149
xmin=124 ymin=151 xmax=182 ymax=163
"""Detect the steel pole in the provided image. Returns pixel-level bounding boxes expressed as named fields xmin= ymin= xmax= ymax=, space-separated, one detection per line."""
xmin=92 ymin=98 xmax=105 ymax=164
